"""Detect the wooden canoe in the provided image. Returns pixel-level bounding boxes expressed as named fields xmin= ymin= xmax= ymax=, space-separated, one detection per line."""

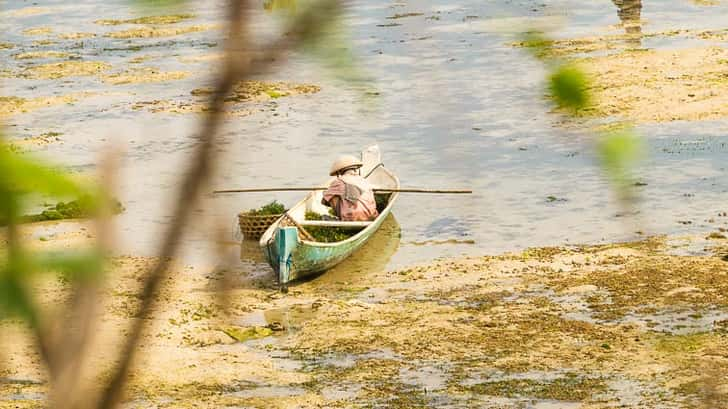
xmin=259 ymin=145 xmax=400 ymax=290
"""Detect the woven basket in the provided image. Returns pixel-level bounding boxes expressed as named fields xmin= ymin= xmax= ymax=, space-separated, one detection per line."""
xmin=238 ymin=212 xmax=282 ymax=240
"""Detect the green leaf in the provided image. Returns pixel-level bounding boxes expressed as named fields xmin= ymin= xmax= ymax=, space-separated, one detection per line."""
xmin=33 ymin=250 xmax=105 ymax=282
xmin=289 ymin=0 xmax=374 ymax=91
xmin=0 ymin=275 xmax=35 ymax=320
xmin=1 ymin=248 xmax=103 ymax=282
xmin=549 ymin=64 xmax=591 ymax=111
xmin=0 ymin=145 xmax=87 ymax=198
xmin=597 ymin=128 xmax=645 ymax=194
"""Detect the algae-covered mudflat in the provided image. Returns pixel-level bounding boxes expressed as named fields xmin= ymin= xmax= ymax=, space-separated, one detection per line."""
xmin=3 ymin=222 xmax=728 ymax=407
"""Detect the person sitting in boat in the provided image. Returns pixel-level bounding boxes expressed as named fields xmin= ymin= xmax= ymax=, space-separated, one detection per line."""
xmin=321 ymin=155 xmax=379 ymax=222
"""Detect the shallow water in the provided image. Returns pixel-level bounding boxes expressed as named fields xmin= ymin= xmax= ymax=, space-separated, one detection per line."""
xmin=2 ymin=0 xmax=728 ymax=276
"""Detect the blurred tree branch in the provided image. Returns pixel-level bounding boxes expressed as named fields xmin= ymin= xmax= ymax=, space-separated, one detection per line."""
xmin=98 ymin=0 xmax=342 ymax=408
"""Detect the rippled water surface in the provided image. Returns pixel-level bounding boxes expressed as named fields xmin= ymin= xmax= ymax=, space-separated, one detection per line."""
xmin=2 ymin=0 xmax=728 ymax=273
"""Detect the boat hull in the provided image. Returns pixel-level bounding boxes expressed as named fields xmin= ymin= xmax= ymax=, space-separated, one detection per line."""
xmin=261 ymin=206 xmax=391 ymax=283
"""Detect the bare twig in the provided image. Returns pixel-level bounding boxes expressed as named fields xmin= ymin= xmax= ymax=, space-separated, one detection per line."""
xmin=97 ymin=1 xmax=343 ymax=407
xmin=96 ymin=1 xmax=250 ymax=407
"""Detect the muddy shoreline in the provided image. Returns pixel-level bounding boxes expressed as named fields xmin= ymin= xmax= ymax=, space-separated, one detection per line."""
xmin=2 ymin=221 xmax=728 ymax=408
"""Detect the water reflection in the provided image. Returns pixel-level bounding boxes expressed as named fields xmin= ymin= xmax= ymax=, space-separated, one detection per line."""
xmin=316 ymin=213 xmax=401 ymax=283
xmin=4 ymin=0 xmax=728 ymax=270
xmin=613 ymin=0 xmax=643 ymax=46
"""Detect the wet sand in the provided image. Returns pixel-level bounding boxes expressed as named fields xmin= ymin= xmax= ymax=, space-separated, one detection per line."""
xmin=2 ymin=221 xmax=728 ymax=408
xmin=531 ymin=29 xmax=728 ymax=123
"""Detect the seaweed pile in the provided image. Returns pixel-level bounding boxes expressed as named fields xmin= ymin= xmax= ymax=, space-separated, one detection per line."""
xmin=304 ymin=211 xmax=362 ymax=243
xmin=246 ymin=200 xmax=285 ymax=216
xmin=0 ymin=196 xmax=124 ymax=226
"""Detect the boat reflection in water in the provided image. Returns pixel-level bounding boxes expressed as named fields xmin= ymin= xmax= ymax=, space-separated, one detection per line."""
xmin=311 ymin=213 xmax=401 ymax=285
xmin=613 ymin=0 xmax=643 ymax=46
xmin=239 ymin=213 xmax=401 ymax=287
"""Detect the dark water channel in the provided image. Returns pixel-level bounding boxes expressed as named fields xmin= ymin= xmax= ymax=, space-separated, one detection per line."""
xmin=2 ymin=0 xmax=728 ymax=274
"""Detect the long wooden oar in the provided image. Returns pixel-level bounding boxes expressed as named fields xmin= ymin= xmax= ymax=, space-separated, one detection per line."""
xmin=213 ymin=187 xmax=472 ymax=194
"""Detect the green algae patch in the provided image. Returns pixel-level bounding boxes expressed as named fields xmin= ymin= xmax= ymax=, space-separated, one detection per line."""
xmin=222 ymin=326 xmax=273 ymax=342
xmin=95 ymin=14 xmax=194 ymax=25
xmin=192 ymin=80 xmax=321 ymax=103
xmin=13 ymin=131 xmax=63 ymax=148
xmin=469 ymin=373 xmax=606 ymax=401
xmin=22 ymin=60 xmax=111 ymax=79
xmin=58 ymin=32 xmax=96 ymax=40
xmin=14 ymin=51 xmax=74 ymax=60
xmin=22 ymin=27 xmax=53 ymax=36
xmin=230 ymin=81 xmax=320 ymax=101
xmin=101 ymin=67 xmax=188 ymax=85
xmin=104 ymin=24 xmax=212 ymax=39
xmin=131 ymin=99 xmax=218 ymax=115
xmin=654 ymin=333 xmax=712 ymax=354
xmin=0 ymin=94 xmax=84 ymax=117
xmin=135 ymin=80 xmax=320 ymax=115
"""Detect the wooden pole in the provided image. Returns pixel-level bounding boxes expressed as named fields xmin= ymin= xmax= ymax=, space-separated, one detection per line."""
xmin=213 ymin=187 xmax=472 ymax=194
xmin=379 ymin=188 xmax=472 ymax=194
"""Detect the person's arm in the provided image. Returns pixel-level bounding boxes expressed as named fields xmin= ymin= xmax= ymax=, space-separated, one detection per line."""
xmin=328 ymin=196 xmax=340 ymax=212
xmin=322 ymin=179 xmax=344 ymax=206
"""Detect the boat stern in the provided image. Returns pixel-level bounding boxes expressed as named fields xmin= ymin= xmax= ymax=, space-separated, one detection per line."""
xmin=271 ymin=226 xmax=298 ymax=291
